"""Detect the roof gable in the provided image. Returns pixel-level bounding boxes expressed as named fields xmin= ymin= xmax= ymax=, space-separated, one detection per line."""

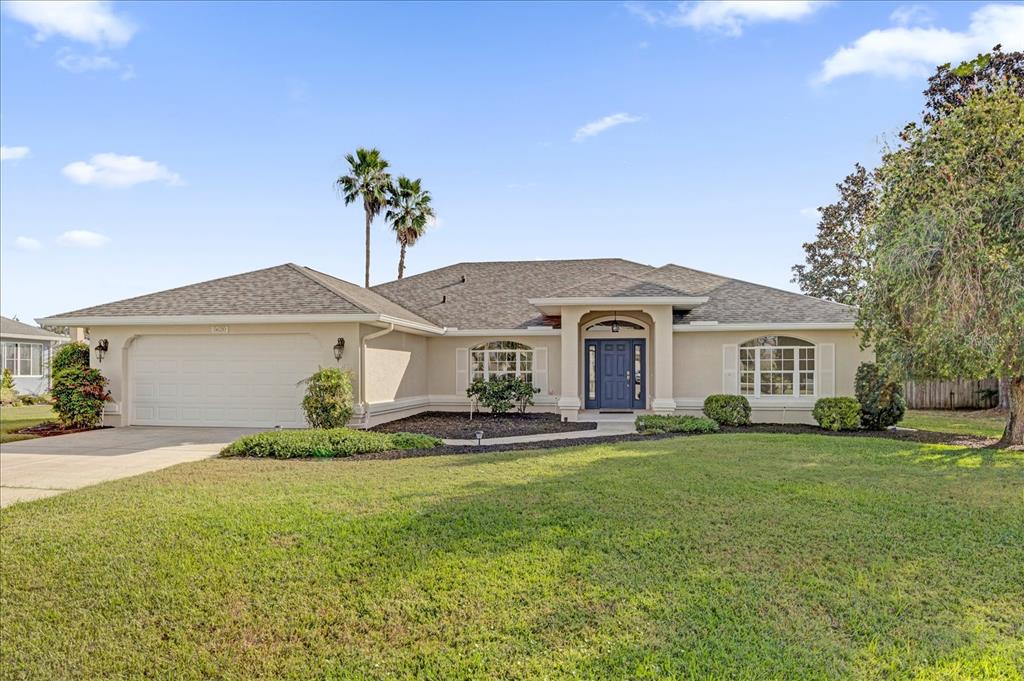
xmin=0 ymin=316 xmax=67 ymax=339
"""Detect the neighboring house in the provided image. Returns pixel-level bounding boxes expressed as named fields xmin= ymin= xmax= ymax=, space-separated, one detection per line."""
xmin=37 ymin=259 xmax=870 ymax=428
xmin=0 ymin=316 xmax=69 ymax=396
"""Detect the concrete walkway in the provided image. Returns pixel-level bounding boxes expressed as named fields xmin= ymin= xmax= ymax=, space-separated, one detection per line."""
xmin=0 ymin=426 xmax=257 ymax=507
xmin=444 ymin=415 xmax=637 ymax=446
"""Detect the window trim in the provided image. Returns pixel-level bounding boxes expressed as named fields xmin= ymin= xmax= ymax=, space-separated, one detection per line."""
xmin=738 ymin=337 xmax=816 ymax=399
xmin=1 ymin=341 xmax=44 ymax=378
xmin=470 ymin=341 xmax=535 ymax=385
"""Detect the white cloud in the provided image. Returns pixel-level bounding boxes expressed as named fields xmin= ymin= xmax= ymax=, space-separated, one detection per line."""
xmin=0 ymin=146 xmax=31 ymax=162
xmin=14 ymin=236 xmax=43 ymax=251
xmin=57 ymin=230 xmax=110 ymax=248
xmin=626 ymin=1 xmax=829 ymax=36
xmin=890 ymin=4 xmax=934 ymax=27
xmin=818 ymin=4 xmax=1024 ymax=83
xmin=3 ymin=0 xmax=135 ymax=47
xmin=573 ymin=113 xmax=642 ymax=142
xmin=55 ymin=49 xmax=135 ymax=79
xmin=62 ymin=153 xmax=183 ymax=188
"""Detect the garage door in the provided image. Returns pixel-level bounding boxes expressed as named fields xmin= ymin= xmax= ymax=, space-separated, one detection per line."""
xmin=131 ymin=335 xmax=322 ymax=427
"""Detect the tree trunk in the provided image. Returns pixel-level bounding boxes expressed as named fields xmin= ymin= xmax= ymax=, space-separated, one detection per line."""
xmin=996 ymin=376 xmax=1024 ymax=447
xmin=998 ymin=377 xmax=1011 ymax=409
xmin=363 ymin=206 xmax=372 ymax=288
xmin=398 ymin=243 xmax=407 ymax=279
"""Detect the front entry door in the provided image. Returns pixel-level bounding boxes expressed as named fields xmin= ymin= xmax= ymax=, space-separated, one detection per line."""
xmin=585 ymin=339 xmax=646 ymax=410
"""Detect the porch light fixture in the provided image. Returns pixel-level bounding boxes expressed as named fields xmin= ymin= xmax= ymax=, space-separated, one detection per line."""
xmin=94 ymin=339 xmax=109 ymax=363
xmin=611 ymin=313 xmax=620 ymax=334
xmin=333 ymin=337 xmax=346 ymax=362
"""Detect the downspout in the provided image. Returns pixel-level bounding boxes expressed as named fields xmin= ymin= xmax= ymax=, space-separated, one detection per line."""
xmin=359 ymin=322 xmax=395 ymax=427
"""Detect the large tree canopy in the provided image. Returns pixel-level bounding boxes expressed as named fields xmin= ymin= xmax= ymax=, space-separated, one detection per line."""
xmin=858 ymin=86 xmax=1024 ymax=444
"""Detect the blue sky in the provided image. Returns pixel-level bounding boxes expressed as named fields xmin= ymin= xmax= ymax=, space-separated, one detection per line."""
xmin=2 ymin=1 xmax=1022 ymax=321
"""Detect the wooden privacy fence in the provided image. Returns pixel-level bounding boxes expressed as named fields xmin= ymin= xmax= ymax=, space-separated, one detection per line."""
xmin=902 ymin=377 xmax=1000 ymax=410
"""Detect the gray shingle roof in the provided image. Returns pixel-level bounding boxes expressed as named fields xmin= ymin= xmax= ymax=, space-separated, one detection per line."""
xmin=0 ymin=316 xmax=67 ymax=339
xmin=48 ymin=264 xmax=432 ymax=324
xmin=547 ymin=273 xmax=693 ymax=298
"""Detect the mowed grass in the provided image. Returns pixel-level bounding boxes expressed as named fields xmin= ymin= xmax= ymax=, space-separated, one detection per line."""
xmin=2 ymin=434 xmax=1022 ymax=679
xmin=0 ymin=404 xmax=54 ymax=443
xmin=902 ymin=408 xmax=1009 ymax=439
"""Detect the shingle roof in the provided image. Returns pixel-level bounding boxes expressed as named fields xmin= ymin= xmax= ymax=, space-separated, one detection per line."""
xmin=547 ymin=273 xmax=692 ymax=298
xmin=0 ymin=316 xmax=67 ymax=339
xmin=47 ymin=264 xmax=432 ymax=324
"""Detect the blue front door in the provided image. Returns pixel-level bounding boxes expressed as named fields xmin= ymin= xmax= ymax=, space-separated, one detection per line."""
xmin=585 ymin=339 xmax=645 ymax=410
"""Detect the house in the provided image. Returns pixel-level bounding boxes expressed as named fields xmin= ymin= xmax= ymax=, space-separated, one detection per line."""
xmin=1 ymin=315 xmax=70 ymax=396
xmin=37 ymin=259 xmax=870 ymax=428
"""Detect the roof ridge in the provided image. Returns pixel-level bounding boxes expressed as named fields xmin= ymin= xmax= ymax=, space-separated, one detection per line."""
xmin=287 ymin=264 xmax=373 ymax=314
xmin=549 ymin=270 xmax=668 ymax=297
xmin=652 ymin=263 xmax=857 ymax=309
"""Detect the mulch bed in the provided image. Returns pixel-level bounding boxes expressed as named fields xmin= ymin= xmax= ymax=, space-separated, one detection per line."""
xmin=720 ymin=423 xmax=995 ymax=447
xmin=15 ymin=422 xmax=109 ymax=439
xmin=370 ymin=411 xmax=596 ymax=439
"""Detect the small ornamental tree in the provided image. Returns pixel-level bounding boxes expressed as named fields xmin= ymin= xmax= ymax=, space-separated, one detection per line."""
xmin=858 ymin=85 xmax=1024 ymax=446
xmin=1 ymin=368 xmax=17 ymax=406
xmin=51 ymin=367 xmax=111 ymax=428
xmin=51 ymin=341 xmax=90 ymax=374
xmin=855 ymin=363 xmax=906 ymax=430
xmin=301 ymin=368 xmax=354 ymax=429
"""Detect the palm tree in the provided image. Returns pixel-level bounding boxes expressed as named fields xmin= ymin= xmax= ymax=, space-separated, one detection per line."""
xmin=336 ymin=148 xmax=391 ymax=287
xmin=385 ymin=176 xmax=435 ymax=279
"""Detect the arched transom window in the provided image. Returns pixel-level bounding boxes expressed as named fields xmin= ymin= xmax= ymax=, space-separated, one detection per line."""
xmin=739 ymin=336 xmax=815 ymax=397
xmin=471 ymin=341 xmax=533 ymax=384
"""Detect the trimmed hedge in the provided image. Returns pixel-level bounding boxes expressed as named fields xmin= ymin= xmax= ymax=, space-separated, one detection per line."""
xmin=301 ymin=368 xmax=354 ymax=428
xmin=636 ymin=414 xmax=720 ymax=435
xmin=812 ymin=397 xmax=861 ymax=432
xmin=703 ymin=394 xmax=752 ymax=426
xmin=220 ymin=428 xmax=443 ymax=459
xmin=51 ymin=366 xmax=111 ymax=428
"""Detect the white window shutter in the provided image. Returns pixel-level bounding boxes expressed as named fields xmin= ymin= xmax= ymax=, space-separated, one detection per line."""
xmin=455 ymin=348 xmax=469 ymax=394
xmin=722 ymin=344 xmax=738 ymax=394
xmin=818 ymin=343 xmax=835 ymax=397
xmin=533 ymin=347 xmax=548 ymax=393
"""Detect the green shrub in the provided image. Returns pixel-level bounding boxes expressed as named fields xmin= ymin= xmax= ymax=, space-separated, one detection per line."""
xmin=17 ymin=393 xmax=51 ymax=406
xmin=220 ymin=428 xmax=443 ymax=459
xmin=0 ymin=368 xmax=16 ymax=406
xmin=635 ymin=414 xmax=720 ymax=435
xmin=51 ymin=342 xmax=90 ymax=374
xmin=301 ymin=368 xmax=353 ymax=428
xmin=702 ymin=394 xmax=752 ymax=426
xmin=467 ymin=376 xmax=539 ymax=414
xmin=51 ymin=367 xmax=111 ymax=428
xmin=855 ymin=362 xmax=906 ymax=430
xmin=812 ymin=397 xmax=861 ymax=432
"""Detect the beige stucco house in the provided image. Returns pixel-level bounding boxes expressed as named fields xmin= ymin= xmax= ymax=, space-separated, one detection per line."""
xmin=38 ymin=259 xmax=869 ymax=428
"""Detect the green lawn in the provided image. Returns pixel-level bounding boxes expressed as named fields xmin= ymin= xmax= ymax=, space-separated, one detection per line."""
xmin=902 ymin=408 xmax=1009 ymax=439
xmin=0 ymin=404 xmax=54 ymax=443
xmin=2 ymin=434 xmax=1022 ymax=679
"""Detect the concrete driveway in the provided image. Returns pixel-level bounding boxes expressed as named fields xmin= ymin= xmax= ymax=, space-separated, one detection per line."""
xmin=0 ymin=426 xmax=258 ymax=507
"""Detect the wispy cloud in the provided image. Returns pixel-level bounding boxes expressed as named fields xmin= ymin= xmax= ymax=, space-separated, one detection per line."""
xmin=62 ymin=153 xmax=183 ymax=188
xmin=817 ymin=4 xmax=1024 ymax=83
xmin=2 ymin=0 xmax=136 ymax=47
xmin=56 ymin=48 xmax=135 ymax=79
xmin=889 ymin=4 xmax=934 ymax=27
xmin=573 ymin=113 xmax=642 ymax=142
xmin=625 ymin=1 xmax=829 ymax=36
xmin=57 ymin=230 xmax=110 ymax=248
xmin=0 ymin=146 xmax=31 ymax=162
xmin=14 ymin=236 xmax=43 ymax=251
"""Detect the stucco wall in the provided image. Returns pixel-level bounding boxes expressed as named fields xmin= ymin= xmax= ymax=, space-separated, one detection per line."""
xmin=363 ymin=328 xmax=428 ymax=404
xmin=87 ymin=322 xmax=361 ymax=426
xmin=424 ymin=334 xmax=562 ymax=400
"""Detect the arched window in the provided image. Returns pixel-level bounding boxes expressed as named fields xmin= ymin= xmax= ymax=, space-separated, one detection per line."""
xmin=739 ymin=336 xmax=815 ymax=397
xmin=470 ymin=341 xmax=534 ymax=384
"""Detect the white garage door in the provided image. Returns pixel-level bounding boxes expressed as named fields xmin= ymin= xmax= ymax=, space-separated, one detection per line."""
xmin=131 ymin=334 xmax=322 ymax=427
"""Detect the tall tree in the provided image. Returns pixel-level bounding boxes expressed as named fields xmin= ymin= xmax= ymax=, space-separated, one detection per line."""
xmin=857 ymin=86 xmax=1024 ymax=445
xmin=922 ymin=45 xmax=1024 ymax=126
xmin=336 ymin=148 xmax=391 ymax=287
xmin=791 ymin=164 xmax=876 ymax=303
xmin=385 ymin=177 xmax=435 ymax=279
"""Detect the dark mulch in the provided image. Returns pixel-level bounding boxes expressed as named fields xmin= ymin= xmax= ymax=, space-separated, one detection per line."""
xmin=722 ymin=423 xmax=995 ymax=447
xmin=370 ymin=411 xmax=596 ymax=439
xmin=16 ymin=422 xmax=109 ymax=438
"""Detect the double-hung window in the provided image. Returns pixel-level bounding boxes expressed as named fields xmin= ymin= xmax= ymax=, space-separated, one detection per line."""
xmin=470 ymin=341 xmax=533 ymax=384
xmin=739 ymin=336 xmax=815 ymax=397
xmin=2 ymin=342 xmax=43 ymax=376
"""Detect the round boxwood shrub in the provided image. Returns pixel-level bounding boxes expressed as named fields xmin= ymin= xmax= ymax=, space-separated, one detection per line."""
xmin=855 ymin=362 xmax=906 ymax=430
xmin=702 ymin=394 xmax=752 ymax=426
xmin=812 ymin=397 xmax=861 ymax=432
xmin=51 ymin=366 xmax=111 ymax=428
xmin=301 ymin=368 xmax=354 ymax=428
xmin=51 ymin=341 xmax=90 ymax=374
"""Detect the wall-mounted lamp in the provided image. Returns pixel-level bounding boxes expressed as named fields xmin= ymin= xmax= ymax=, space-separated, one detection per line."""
xmin=95 ymin=339 xmax=109 ymax=363
xmin=333 ymin=337 xmax=346 ymax=362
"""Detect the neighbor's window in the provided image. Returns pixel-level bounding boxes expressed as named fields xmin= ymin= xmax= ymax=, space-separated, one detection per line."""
xmin=2 ymin=342 xmax=43 ymax=376
xmin=738 ymin=336 xmax=815 ymax=397
xmin=471 ymin=341 xmax=533 ymax=384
